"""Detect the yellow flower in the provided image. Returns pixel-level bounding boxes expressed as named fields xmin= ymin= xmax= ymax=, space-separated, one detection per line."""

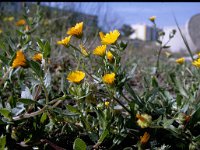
xmin=57 ymin=36 xmax=71 ymax=46
xmin=0 ymin=29 xmax=2 ymax=34
xmin=176 ymin=57 xmax=185 ymax=64
xmin=16 ymin=19 xmax=26 ymax=26
xmin=140 ymin=132 xmax=150 ymax=144
xmin=136 ymin=114 xmax=152 ymax=128
xmin=32 ymin=53 xmax=43 ymax=62
xmin=67 ymin=71 xmax=85 ymax=83
xmin=101 ymin=30 xmax=120 ymax=45
xmin=12 ymin=50 xmax=27 ymax=68
xmin=79 ymin=44 xmax=89 ymax=56
xmin=192 ymin=58 xmax=200 ymax=68
xmin=105 ymin=101 xmax=110 ymax=107
xmin=149 ymin=16 xmax=156 ymax=22
xmin=67 ymin=22 xmax=83 ymax=37
xmin=99 ymin=32 xmax=105 ymax=40
xmin=93 ymin=45 xmax=106 ymax=56
xmin=102 ymin=73 xmax=115 ymax=85
xmin=8 ymin=16 xmax=14 ymax=22
xmin=107 ymin=51 xmax=114 ymax=62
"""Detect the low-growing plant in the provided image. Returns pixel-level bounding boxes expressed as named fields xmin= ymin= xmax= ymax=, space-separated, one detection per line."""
xmin=1 ymin=4 xmax=200 ymax=150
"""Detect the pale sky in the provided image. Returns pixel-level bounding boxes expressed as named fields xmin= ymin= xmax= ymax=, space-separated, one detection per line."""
xmin=42 ymin=2 xmax=200 ymax=29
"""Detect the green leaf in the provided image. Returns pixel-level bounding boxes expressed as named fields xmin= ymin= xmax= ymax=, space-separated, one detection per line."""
xmin=43 ymin=41 xmax=51 ymax=59
xmin=36 ymin=38 xmax=44 ymax=51
xmin=189 ymin=105 xmax=200 ymax=126
xmin=28 ymin=60 xmax=44 ymax=78
xmin=40 ymin=112 xmax=47 ymax=124
xmin=73 ymin=138 xmax=86 ymax=150
xmin=18 ymin=98 xmax=36 ymax=105
xmin=66 ymin=105 xmax=81 ymax=114
xmin=176 ymin=95 xmax=182 ymax=107
xmin=0 ymin=135 xmax=6 ymax=149
xmin=0 ymin=108 xmax=12 ymax=119
xmin=8 ymin=52 xmax=16 ymax=66
xmin=98 ymin=129 xmax=109 ymax=144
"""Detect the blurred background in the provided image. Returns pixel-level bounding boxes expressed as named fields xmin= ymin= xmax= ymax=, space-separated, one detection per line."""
xmin=0 ymin=2 xmax=200 ymax=71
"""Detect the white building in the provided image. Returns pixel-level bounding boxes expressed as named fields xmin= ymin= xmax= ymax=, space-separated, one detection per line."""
xmin=162 ymin=25 xmax=196 ymax=52
xmin=129 ymin=24 xmax=160 ymax=41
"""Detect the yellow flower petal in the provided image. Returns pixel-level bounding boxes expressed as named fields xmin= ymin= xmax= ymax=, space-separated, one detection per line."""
xmin=67 ymin=22 xmax=83 ymax=37
xmin=16 ymin=19 xmax=26 ymax=26
xmin=192 ymin=58 xmax=200 ymax=68
xmin=32 ymin=53 xmax=43 ymax=62
xmin=101 ymin=30 xmax=120 ymax=45
xmin=93 ymin=45 xmax=106 ymax=56
xmin=102 ymin=73 xmax=115 ymax=85
xmin=12 ymin=50 xmax=27 ymax=68
xmin=57 ymin=36 xmax=71 ymax=46
xmin=140 ymin=132 xmax=150 ymax=144
xmin=107 ymin=51 xmax=114 ymax=62
xmin=149 ymin=16 xmax=156 ymax=22
xmin=176 ymin=57 xmax=185 ymax=64
xmin=136 ymin=114 xmax=152 ymax=128
xmin=99 ymin=32 xmax=105 ymax=40
xmin=67 ymin=71 xmax=85 ymax=83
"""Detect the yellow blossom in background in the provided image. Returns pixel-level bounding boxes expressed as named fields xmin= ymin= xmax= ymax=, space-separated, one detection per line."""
xmin=12 ymin=50 xmax=26 ymax=68
xmin=57 ymin=36 xmax=71 ymax=46
xmin=101 ymin=30 xmax=120 ymax=45
xmin=102 ymin=73 xmax=115 ymax=85
xmin=93 ymin=45 xmax=106 ymax=56
xmin=99 ymin=32 xmax=105 ymax=40
xmin=192 ymin=58 xmax=200 ymax=68
xmin=140 ymin=132 xmax=150 ymax=144
xmin=67 ymin=22 xmax=83 ymax=37
xmin=32 ymin=53 xmax=43 ymax=62
xmin=67 ymin=71 xmax=85 ymax=83
xmin=105 ymin=101 xmax=110 ymax=107
xmin=176 ymin=57 xmax=185 ymax=64
xmin=8 ymin=16 xmax=14 ymax=22
xmin=16 ymin=19 xmax=26 ymax=26
xmin=107 ymin=51 xmax=114 ymax=62
xmin=149 ymin=16 xmax=156 ymax=22
xmin=0 ymin=29 xmax=2 ymax=34
xmin=79 ymin=44 xmax=89 ymax=56
xmin=136 ymin=114 xmax=152 ymax=128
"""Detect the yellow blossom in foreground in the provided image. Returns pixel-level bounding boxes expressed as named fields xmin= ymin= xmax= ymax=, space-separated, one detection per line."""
xmin=93 ymin=45 xmax=106 ymax=56
xmin=149 ymin=16 xmax=156 ymax=22
xmin=16 ymin=19 xmax=26 ymax=26
xmin=57 ymin=36 xmax=71 ymax=46
xmin=102 ymin=73 xmax=115 ymax=85
xmin=140 ymin=132 xmax=150 ymax=144
xmin=107 ymin=51 xmax=114 ymax=62
xmin=192 ymin=58 xmax=200 ymax=68
xmin=67 ymin=22 xmax=83 ymax=37
xmin=67 ymin=71 xmax=85 ymax=83
xmin=101 ymin=30 xmax=120 ymax=45
xmin=176 ymin=57 xmax=185 ymax=64
xmin=79 ymin=44 xmax=89 ymax=56
xmin=12 ymin=50 xmax=26 ymax=68
xmin=0 ymin=29 xmax=2 ymax=34
xmin=136 ymin=114 xmax=152 ymax=128
xmin=105 ymin=101 xmax=110 ymax=107
xmin=32 ymin=53 xmax=43 ymax=62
